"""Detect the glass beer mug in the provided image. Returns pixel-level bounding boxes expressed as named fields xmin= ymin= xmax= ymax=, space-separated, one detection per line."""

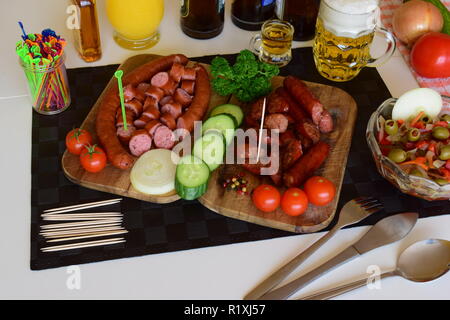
xmin=312 ymin=0 xmax=396 ymax=82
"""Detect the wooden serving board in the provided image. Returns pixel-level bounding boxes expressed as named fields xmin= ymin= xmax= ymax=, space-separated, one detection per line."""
xmin=62 ymin=54 xmax=230 ymax=204
xmin=63 ymin=54 xmax=357 ymax=233
xmin=198 ymin=77 xmax=357 ymax=233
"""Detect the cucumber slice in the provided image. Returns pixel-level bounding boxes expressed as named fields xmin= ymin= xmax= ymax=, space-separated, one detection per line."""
xmin=209 ymin=104 xmax=244 ymax=127
xmin=175 ymin=155 xmax=210 ymax=200
xmin=193 ymin=130 xmax=226 ymax=171
xmin=202 ymin=114 xmax=236 ymax=146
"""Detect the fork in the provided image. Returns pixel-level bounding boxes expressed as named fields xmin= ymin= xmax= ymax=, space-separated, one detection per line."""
xmin=243 ymin=197 xmax=383 ymax=300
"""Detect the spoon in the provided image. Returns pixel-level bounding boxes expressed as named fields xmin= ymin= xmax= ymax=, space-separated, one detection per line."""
xmin=301 ymin=239 xmax=450 ymax=300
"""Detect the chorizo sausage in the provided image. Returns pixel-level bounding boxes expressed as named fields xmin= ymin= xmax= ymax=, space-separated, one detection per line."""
xmin=176 ymin=64 xmax=211 ymax=134
xmin=284 ymin=76 xmax=323 ymax=126
xmin=283 ymin=141 xmax=330 ymax=187
xmin=95 ymin=54 xmax=188 ymax=170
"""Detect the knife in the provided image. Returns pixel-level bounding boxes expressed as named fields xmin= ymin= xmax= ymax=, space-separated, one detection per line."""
xmin=258 ymin=212 xmax=419 ymax=300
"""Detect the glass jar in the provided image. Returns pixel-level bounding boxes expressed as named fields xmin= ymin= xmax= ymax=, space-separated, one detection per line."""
xmin=19 ymin=54 xmax=71 ymax=115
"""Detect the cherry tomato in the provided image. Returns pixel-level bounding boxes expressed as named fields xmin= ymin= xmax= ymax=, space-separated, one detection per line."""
xmin=66 ymin=128 xmax=93 ymax=155
xmin=252 ymin=184 xmax=281 ymax=213
xmin=281 ymin=188 xmax=308 ymax=216
xmin=304 ymin=176 xmax=336 ymax=206
xmin=80 ymin=144 xmax=107 ymax=173
xmin=410 ymin=32 xmax=450 ymax=79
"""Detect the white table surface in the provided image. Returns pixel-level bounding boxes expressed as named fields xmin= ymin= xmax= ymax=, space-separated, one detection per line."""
xmin=0 ymin=0 xmax=448 ymax=300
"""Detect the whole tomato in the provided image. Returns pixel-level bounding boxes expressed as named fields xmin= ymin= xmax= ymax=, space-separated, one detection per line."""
xmin=80 ymin=144 xmax=107 ymax=173
xmin=304 ymin=176 xmax=336 ymax=206
xmin=281 ymin=188 xmax=309 ymax=216
xmin=410 ymin=32 xmax=450 ymax=78
xmin=66 ymin=128 xmax=93 ymax=155
xmin=252 ymin=184 xmax=281 ymax=213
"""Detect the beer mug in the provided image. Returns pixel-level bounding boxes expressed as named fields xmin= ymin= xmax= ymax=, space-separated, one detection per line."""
xmin=250 ymin=19 xmax=294 ymax=67
xmin=312 ymin=0 xmax=396 ymax=82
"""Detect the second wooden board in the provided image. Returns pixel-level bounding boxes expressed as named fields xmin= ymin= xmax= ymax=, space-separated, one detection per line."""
xmin=199 ymin=76 xmax=357 ymax=233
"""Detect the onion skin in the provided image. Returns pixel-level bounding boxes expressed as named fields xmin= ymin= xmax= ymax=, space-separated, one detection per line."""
xmin=392 ymin=0 xmax=443 ymax=46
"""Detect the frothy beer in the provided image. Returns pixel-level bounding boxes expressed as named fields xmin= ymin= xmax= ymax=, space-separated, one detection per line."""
xmin=313 ymin=0 xmax=381 ymax=82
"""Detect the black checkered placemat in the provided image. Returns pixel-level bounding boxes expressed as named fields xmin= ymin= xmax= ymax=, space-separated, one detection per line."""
xmin=30 ymin=48 xmax=450 ymax=270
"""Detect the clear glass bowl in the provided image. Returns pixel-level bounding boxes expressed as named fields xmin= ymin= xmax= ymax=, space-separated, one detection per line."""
xmin=366 ymin=96 xmax=450 ymax=201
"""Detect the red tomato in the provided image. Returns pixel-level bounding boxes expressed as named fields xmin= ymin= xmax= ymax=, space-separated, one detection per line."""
xmin=281 ymin=188 xmax=308 ymax=216
xmin=66 ymin=128 xmax=93 ymax=155
xmin=304 ymin=176 xmax=336 ymax=206
xmin=410 ymin=32 xmax=450 ymax=78
xmin=80 ymin=144 xmax=107 ymax=173
xmin=252 ymin=184 xmax=281 ymax=213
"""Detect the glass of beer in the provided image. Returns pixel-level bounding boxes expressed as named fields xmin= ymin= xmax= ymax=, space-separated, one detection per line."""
xmin=312 ymin=0 xmax=396 ymax=82
xmin=249 ymin=19 xmax=294 ymax=67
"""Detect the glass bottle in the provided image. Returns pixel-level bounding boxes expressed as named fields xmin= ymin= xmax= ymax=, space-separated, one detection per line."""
xmin=71 ymin=0 xmax=102 ymax=62
xmin=231 ymin=0 xmax=276 ymax=31
xmin=180 ymin=0 xmax=225 ymax=39
xmin=275 ymin=0 xmax=320 ymax=41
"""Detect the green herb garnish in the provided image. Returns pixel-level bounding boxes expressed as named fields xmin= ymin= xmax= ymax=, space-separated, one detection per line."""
xmin=211 ymin=50 xmax=279 ymax=102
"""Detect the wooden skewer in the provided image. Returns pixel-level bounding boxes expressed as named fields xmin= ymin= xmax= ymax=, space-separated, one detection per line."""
xmin=256 ymin=97 xmax=267 ymax=163
xmin=41 ymin=223 xmax=122 ymax=233
xmin=40 ymin=226 xmax=124 ymax=237
xmin=41 ymin=212 xmax=122 ymax=218
xmin=42 ymin=216 xmax=123 ymax=222
xmin=41 ymin=220 xmax=122 ymax=230
xmin=42 ymin=229 xmax=125 ymax=239
xmin=41 ymin=238 xmax=126 ymax=252
xmin=46 ymin=230 xmax=128 ymax=243
xmin=43 ymin=198 xmax=122 ymax=215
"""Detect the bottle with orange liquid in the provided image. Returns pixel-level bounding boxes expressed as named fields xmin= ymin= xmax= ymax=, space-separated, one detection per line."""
xmin=71 ymin=0 xmax=102 ymax=62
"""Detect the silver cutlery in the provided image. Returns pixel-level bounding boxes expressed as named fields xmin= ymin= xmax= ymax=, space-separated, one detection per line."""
xmin=257 ymin=212 xmax=418 ymax=300
xmin=300 ymin=238 xmax=450 ymax=300
xmin=244 ymin=197 xmax=383 ymax=300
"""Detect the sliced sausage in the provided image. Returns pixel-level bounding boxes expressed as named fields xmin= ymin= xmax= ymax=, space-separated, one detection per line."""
xmin=151 ymin=72 xmax=170 ymax=88
xmin=283 ymin=141 xmax=330 ymax=187
xmin=95 ymin=54 xmax=189 ymax=170
xmin=160 ymin=113 xmax=177 ymax=130
xmin=249 ymin=96 xmax=265 ymax=122
xmin=124 ymin=99 xmax=143 ymax=117
xmin=142 ymin=105 xmax=160 ymax=120
xmin=116 ymin=109 xmax=135 ymax=127
xmin=181 ymin=80 xmax=195 ymax=95
xmin=160 ymin=79 xmax=178 ymax=96
xmin=282 ymin=139 xmax=303 ymax=170
xmin=169 ymin=62 xmax=185 ymax=82
xmin=181 ymin=67 xmax=196 ymax=81
xmin=161 ymin=101 xmax=183 ymax=119
xmin=143 ymin=96 xmax=159 ymax=110
xmin=264 ymin=113 xmax=289 ymax=133
xmin=276 ymin=87 xmax=309 ymax=122
xmin=153 ymin=125 xmax=175 ymax=150
xmin=134 ymin=115 xmax=153 ymax=129
xmin=144 ymin=120 xmax=162 ymax=137
xmin=137 ymin=82 xmax=150 ymax=94
xmin=295 ymin=119 xmax=320 ymax=144
xmin=117 ymin=125 xmax=136 ymax=145
xmin=144 ymin=85 xmax=165 ymax=102
xmin=268 ymin=91 xmax=290 ymax=113
xmin=129 ymin=129 xmax=152 ymax=157
xmin=159 ymin=96 xmax=174 ymax=107
xmin=173 ymin=88 xmax=192 ymax=107
xmin=123 ymin=84 xmax=137 ymax=102
xmin=279 ymin=129 xmax=296 ymax=147
xmin=176 ymin=64 xmax=211 ymax=134
xmin=319 ymin=109 xmax=334 ymax=133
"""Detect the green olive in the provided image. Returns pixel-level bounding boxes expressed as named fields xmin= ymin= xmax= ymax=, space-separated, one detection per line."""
xmin=432 ymin=126 xmax=450 ymax=140
xmin=439 ymin=145 xmax=450 ymax=160
xmin=441 ymin=114 xmax=450 ymax=123
xmin=410 ymin=168 xmax=424 ymax=178
xmin=407 ymin=128 xmax=420 ymax=142
xmin=434 ymin=178 xmax=449 ymax=186
xmin=388 ymin=148 xmax=407 ymax=163
xmin=384 ymin=119 xmax=398 ymax=135
xmin=420 ymin=114 xmax=432 ymax=124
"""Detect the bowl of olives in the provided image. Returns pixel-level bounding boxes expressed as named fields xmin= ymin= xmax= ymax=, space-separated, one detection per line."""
xmin=366 ymin=90 xmax=450 ymax=201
